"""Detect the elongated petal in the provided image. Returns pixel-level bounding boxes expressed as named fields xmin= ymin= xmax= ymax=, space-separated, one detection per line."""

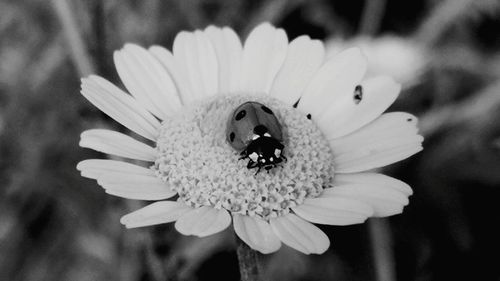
xmin=335 ymin=144 xmax=423 ymax=173
xmin=293 ymin=197 xmax=373 ymax=226
xmin=270 ymin=214 xmax=329 ymax=255
xmin=80 ymin=129 xmax=156 ymax=161
xmin=204 ymin=26 xmax=243 ymax=94
xmin=114 ymin=44 xmax=181 ymax=119
xmin=240 ymin=23 xmax=288 ymax=94
xmin=80 ymin=75 xmax=160 ymax=141
xmin=120 ymin=201 xmax=191 ymax=228
xmin=149 ymin=46 xmax=191 ymax=105
xmin=321 ymin=184 xmax=409 ymax=217
xmin=319 ymin=76 xmax=401 ymax=139
xmin=97 ymin=172 xmax=176 ymax=200
xmin=269 ymin=35 xmax=325 ymax=106
xmin=233 ymin=214 xmax=281 ymax=254
xmin=76 ymin=159 xmax=153 ymax=179
xmin=331 ymin=112 xmax=423 ymax=173
xmin=334 ymin=173 xmax=413 ymax=196
xmin=298 ymin=48 xmax=367 ymax=118
xmin=175 ymin=207 xmax=231 ymax=237
xmin=330 ymin=112 xmax=419 ymax=146
xmin=173 ymin=30 xmax=218 ymax=103
xmin=77 ymin=159 xmax=172 ymax=200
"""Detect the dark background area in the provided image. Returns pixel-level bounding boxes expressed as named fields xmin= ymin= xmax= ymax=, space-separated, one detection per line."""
xmin=1 ymin=0 xmax=500 ymax=280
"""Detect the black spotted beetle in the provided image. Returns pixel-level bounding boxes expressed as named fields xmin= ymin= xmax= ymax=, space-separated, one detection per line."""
xmin=226 ymin=101 xmax=287 ymax=174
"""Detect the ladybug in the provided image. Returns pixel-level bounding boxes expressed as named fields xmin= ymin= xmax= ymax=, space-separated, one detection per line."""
xmin=226 ymin=101 xmax=287 ymax=174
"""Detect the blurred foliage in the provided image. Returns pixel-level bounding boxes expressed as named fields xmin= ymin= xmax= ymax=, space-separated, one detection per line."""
xmin=1 ymin=0 xmax=500 ymax=280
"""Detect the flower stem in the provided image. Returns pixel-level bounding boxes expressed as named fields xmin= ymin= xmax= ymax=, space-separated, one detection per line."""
xmin=51 ymin=0 xmax=95 ymax=77
xmin=236 ymin=236 xmax=261 ymax=281
xmin=369 ymin=218 xmax=396 ymax=281
xmin=359 ymin=0 xmax=387 ymax=36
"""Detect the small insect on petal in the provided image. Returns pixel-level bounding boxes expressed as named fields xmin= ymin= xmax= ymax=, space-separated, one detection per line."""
xmin=353 ymin=85 xmax=363 ymax=104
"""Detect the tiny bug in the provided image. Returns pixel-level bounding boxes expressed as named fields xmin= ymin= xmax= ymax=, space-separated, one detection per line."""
xmin=353 ymin=85 xmax=363 ymax=104
xmin=226 ymin=101 xmax=287 ymax=174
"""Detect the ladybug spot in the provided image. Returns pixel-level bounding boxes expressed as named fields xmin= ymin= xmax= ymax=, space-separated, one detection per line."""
xmin=253 ymin=124 xmax=268 ymax=136
xmin=229 ymin=132 xmax=235 ymax=142
xmin=353 ymin=85 xmax=363 ymax=104
xmin=261 ymin=105 xmax=274 ymax=115
xmin=235 ymin=110 xmax=246 ymax=120
xmin=306 ymin=114 xmax=311 ymax=120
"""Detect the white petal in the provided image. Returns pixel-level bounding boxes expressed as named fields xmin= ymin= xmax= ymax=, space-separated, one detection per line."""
xmin=331 ymin=112 xmax=419 ymax=144
xmin=331 ymin=112 xmax=423 ymax=173
xmin=293 ymin=197 xmax=373 ymax=226
xmin=204 ymin=26 xmax=243 ymax=94
xmin=76 ymin=159 xmax=153 ymax=180
xmin=120 ymin=201 xmax=191 ymax=228
xmin=149 ymin=46 xmax=191 ymax=105
xmin=298 ymin=48 xmax=367 ymax=118
xmin=240 ymin=23 xmax=288 ymax=94
xmin=79 ymin=129 xmax=156 ymax=161
xmin=334 ymin=144 xmax=423 ymax=173
xmin=269 ymin=214 xmax=329 ymax=255
xmin=173 ymin=30 xmax=218 ymax=103
xmin=319 ymin=76 xmax=401 ymax=139
xmin=175 ymin=207 xmax=231 ymax=237
xmin=269 ymin=35 xmax=325 ymax=106
xmin=334 ymin=173 xmax=413 ymax=196
xmin=97 ymin=172 xmax=176 ymax=201
xmin=80 ymin=76 xmax=160 ymax=141
xmin=321 ymin=184 xmax=409 ymax=217
xmin=233 ymin=214 xmax=281 ymax=254
xmin=114 ymin=44 xmax=182 ymax=119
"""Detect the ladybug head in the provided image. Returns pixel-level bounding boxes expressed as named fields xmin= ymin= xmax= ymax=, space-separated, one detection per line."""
xmin=241 ymin=136 xmax=286 ymax=173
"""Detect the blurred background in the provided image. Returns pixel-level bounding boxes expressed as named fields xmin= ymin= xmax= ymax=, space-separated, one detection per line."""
xmin=1 ymin=0 xmax=500 ymax=280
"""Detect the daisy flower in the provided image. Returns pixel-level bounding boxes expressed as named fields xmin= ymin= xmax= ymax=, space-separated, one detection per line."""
xmin=77 ymin=23 xmax=423 ymax=255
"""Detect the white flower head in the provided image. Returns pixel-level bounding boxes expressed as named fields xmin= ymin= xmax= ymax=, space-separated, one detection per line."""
xmin=77 ymin=23 xmax=423 ymax=255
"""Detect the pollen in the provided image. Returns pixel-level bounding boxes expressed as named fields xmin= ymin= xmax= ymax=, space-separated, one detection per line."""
xmin=153 ymin=95 xmax=335 ymax=220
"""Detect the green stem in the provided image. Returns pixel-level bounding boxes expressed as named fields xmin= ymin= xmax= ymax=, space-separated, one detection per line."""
xmin=369 ymin=218 xmax=396 ymax=281
xmin=51 ymin=0 xmax=95 ymax=76
xmin=359 ymin=0 xmax=387 ymax=36
xmin=415 ymin=0 xmax=471 ymax=46
xmin=236 ymin=236 xmax=261 ymax=281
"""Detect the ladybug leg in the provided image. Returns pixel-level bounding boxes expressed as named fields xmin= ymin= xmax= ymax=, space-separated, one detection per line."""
xmin=282 ymin=155 xmax=287 ymax=163
xmin=247 ymin=160 xmax=258 ymax=169
xmin=265 ymin=165 xmax=272 ymax=173
xmin=239 ymin=151 xmax=249 ymax=161
xmin=276 ymin=161 xmax=285 ymax=169
xmin=255 ymin=166 xmax=262 ymax=175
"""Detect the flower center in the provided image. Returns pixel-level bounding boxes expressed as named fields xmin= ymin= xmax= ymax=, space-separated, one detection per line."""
xmin=153 ymin=95 xmax=335 ymax=219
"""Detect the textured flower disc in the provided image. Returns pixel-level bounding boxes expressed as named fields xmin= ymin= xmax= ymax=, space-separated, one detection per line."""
xmin=154 ymin=95 xmax=334 ymax=219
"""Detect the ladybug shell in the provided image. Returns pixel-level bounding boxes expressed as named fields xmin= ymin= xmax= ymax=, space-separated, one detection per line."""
xmin=227 ymin=101 xmax=283 ymax=151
